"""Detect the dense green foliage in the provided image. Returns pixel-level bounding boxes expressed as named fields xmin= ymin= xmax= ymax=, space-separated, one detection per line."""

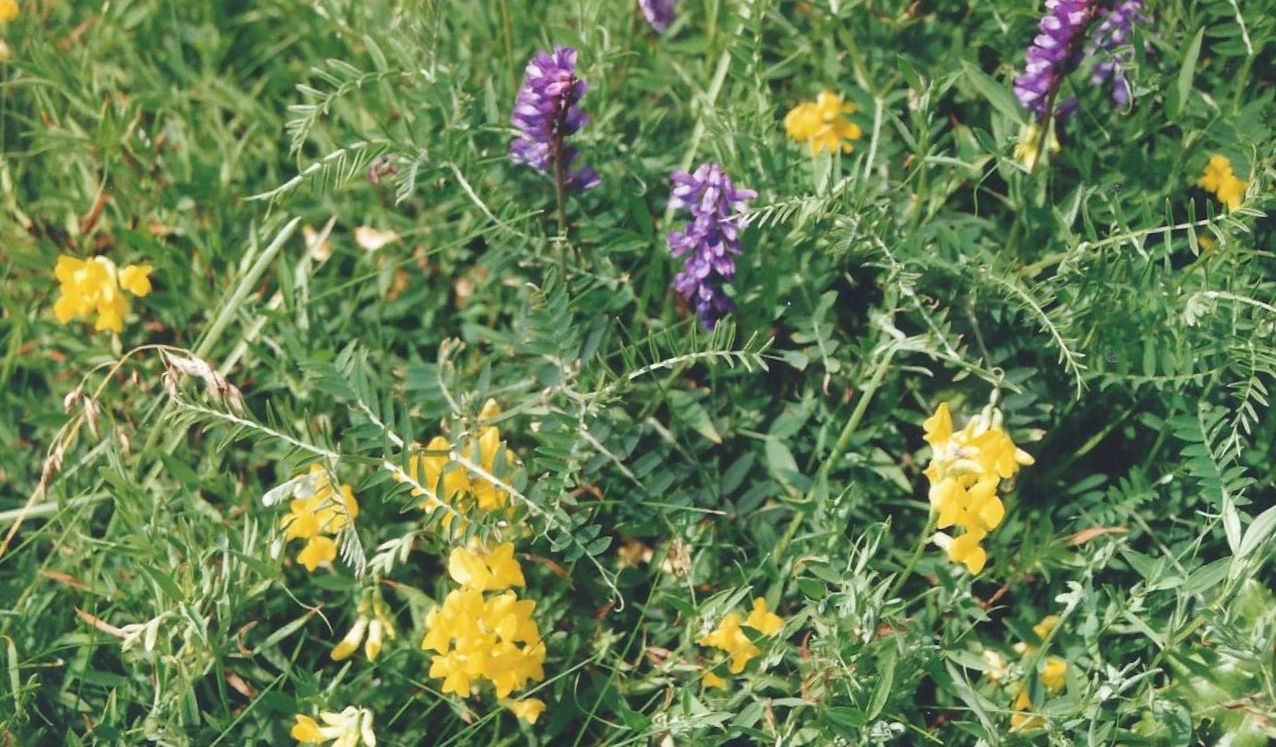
xmin=1 ymin=0 xmax=1274 ymax=744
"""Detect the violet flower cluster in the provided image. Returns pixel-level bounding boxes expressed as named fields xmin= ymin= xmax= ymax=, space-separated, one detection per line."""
xmin=511 ymin=47 xmax=599 ymax=191
xmin=1087 ymin=0 xmax=1149 ymax=108
xmin=667 ymin=164 xmax=756 ymax=330
xmin=639 ymin=0 xmax=677 ymax=34
xmin=1013 ymin=0 xmax=1098 ymax=121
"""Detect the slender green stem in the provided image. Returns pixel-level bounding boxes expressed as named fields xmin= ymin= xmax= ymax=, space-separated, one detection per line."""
xmin=552 ymin=136 xmax=568 ymax=276
xmin=775 ymin=343 xmax=898 ymax=559
xmin=888 ymin=514 xmax=937 ymax=599
xmin=498 ymin=0 xmax=516 ymax=92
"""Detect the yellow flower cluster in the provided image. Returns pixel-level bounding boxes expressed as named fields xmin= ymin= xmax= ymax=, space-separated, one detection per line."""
xmin=784 ymin=91 xmax=863 ymax=155
xmin=699 ymin=597 xmax=785 ymax=689
xmin=0 ymin=0 xmax=16 ymax=63
xmin=53 ymin=255 xmax=153 ymax=333
xmin=923 ymin=402 xmax=1034 ymax=576
xmin=980 ymin=615 xmax=1068 ymax=731
xmin=281 ymin=465 xmax=360 ymax=572
xmin=1197 ymin=154 xmax=1247 ymax=211
xmin=292 ymin=706 xmax=376 ymax=747
xmin=399 ymin=400 xmax=515 ymax=530
xmin=332 ymin=589 xmax=397 ymax=663
xmin=422 ymin=542 xmax=547 ymax=722
xmin=1011 ymin=632 xmax=1067 ymax=731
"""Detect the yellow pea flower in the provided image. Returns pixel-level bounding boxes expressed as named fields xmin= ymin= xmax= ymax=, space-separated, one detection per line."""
xmin=53 ymin=255 xmax=153 ymax=333
xmin=784 ymin=90 xmax=863 ymax=154
xmin=699 ymin=597 xmax=786 ymax=680
xmin=942 ymin=527 xmax=989 ymax=576
xmin=331 ymin=592 xmax=397 ymax=662
xmin=397 ymin=399 xmax=518 ymax=530
xmin=921 ymin=400 xmax=1033 ymax=576
xmin=0 ymin=0 xmax=18 ymax=24
xmin=1032 ymin=615 xmax=1062 ymax=642
xmin=448 ymin=543 xmax=527 ymax=592
xmin=503 ymin=697 xmax=547 ymax=724
xmin=422 ymin=586 xmax=546 ymax=700
xmin=280 ymin=465 xmax=359 ymax=573
xmin=1197 ymin=155 xmax=1247 ymax=211
xmin=703 ymin=670 xmax=728 ymax=690
xmin=1042 ymin=656 xmax=1067 ymax=694
xmin=744 ymin=598 xmax=784 ymax=636
xmin=291 ymin=707 xmax=376 ymax=746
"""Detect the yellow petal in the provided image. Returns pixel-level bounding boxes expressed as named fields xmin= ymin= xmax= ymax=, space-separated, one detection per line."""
xmin=332 ymin=616 xmax=368 ymax=661
xmin=485 ymin=543 xmax=526 ymax=590
xmin=53 ymin=294 xmax=80 ymax=324
xmin=504 ymin=698 xmax=546 ymax=724
xmin=923 ymin=403 xmax=952 ymax=447
xmin=291 ymin=715 xmax=325 ymax=743
xmin=118 ymin=264 xmax=153 ymax=297
xmin=1032 ymin=614 xmax=1061 ymax=641
xmin=365 ymin=619 xmax=384 ymax=662
xmin=55 ymin=255 xmax=85 ymax=283
xmin=478 ymin=398 xmax=501 ymax=421
xmin=448 ymin=547 xmax=492 ymax=590
xmin=297 ymin=536 xmax=337 ymax=572
xmin=1042 ymin=656 xmax=1067 ymax=693
xmin=94 ymin=304 xmax=125 ymax=333
xmin=744 ymin=598 xmax=784 ymax=636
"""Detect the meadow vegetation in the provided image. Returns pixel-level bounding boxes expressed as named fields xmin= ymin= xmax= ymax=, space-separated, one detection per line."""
xmin=1 ymin=0 xmax=1274 ymax=744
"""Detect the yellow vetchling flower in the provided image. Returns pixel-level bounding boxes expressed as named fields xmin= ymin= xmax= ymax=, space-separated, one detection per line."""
xmin=1197 ymin=155 xmax=1247 ymax=211
xmin=448 ymin=543 xmax=526 ymax=592
xmin=699 ymin=597 xmax=786 ymax=682
xmin=503 ymin=698 xmax=547 ymax=724
xmin=0 ymin=0 xmax=18 ymax=24
xmin=922 ymin=401 xmax=1034 ymax=576
xmin=53 ymin=255 xmax=153 ymax=333
xmin=1010 ymin=657 xmax=1068 ymax=731
xmin=398 ymin=400 xmax=516 ymax=530
xmin=291 ymin=707 xmax=377 ymax=746
xmin=1032 ymin=614 xmax=1061 ymax=643
xmin=1014 ymin=122 xmax=1060 ymax=171
xmin=423 ymin=546 xmax=546 ymax=700
xmin=998 ymin=614 xmax=1068 ymax=731
xmin=1009 ymin=688 xmax=1041 ymax=731
xmin=1041 ymin=656 xmax=1067 ymax=693
xmin=281 ymin=465 xmax=360 ymax=572
xmin=784 ymin=90 xmax=863 ymax=154
xmin=332 ymin=590 xmax=397 ymax=662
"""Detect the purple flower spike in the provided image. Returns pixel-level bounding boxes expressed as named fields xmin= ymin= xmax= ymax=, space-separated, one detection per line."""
xmin=639 ymin=0 xmax=677 ymax=34
xmin=666 ymin=164 xmax=756 ymax=330
xmin=1088 ymin=0 xmax=1149 ymax=109
xmin=1013 ymin=0 xmax=1099 ymax=121
xmin=511 ymin=47 xmax=600 ymax=191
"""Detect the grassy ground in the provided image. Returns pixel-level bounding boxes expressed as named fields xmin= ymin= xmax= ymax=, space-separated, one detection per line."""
xmin=1 ymin=0 xmax=1274 ymax=744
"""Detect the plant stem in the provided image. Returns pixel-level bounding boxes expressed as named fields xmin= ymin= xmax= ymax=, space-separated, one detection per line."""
xmin=552 ymin=133 xmax=568 ymax=276
xmin=498 ymin=0 xmax=516 ymax=92
xmin=775 ymin=343 xmax=898 ymax=559
xmin=888 ymin=514 xmax=937 ymax=599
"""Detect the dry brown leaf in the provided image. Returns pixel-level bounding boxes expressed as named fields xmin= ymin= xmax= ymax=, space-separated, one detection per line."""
xmin=74 ymin=608 xmax=127 ymax=638
xmin=225 ymin=670 xmax=257 ymax=699
xmin=1069 ymin=527 xmax=1129 ymax=546
xmin=39 ymin=570 xmax=89 ymax=590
